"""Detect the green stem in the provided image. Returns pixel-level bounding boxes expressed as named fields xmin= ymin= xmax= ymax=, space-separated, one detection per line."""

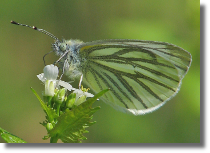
xmin=44 ymin=96 xmax=53 ymax=107
xmin=56 ymin=104 xmax=61 ymax=116
xmin=50 ymin=135 xmax=59 ymax=143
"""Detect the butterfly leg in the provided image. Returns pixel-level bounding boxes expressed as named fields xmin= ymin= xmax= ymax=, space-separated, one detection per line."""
xmin=79 ymin=74 xmax=83 ymax=89
xmin=43 ymin=51 xmax=54 ymax=65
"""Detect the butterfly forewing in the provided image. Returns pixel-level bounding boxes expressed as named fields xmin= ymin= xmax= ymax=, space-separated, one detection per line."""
xmin=78 ymin=40 xmax=192 ymax=115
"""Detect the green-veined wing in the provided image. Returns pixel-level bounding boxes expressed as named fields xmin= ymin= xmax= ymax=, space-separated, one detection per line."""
xmin=78 ymin=39 xmax=192 ymax=115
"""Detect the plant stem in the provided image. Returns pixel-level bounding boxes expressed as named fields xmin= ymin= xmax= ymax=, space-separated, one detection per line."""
xmin=50 ymin=135 xmax=59 ymax=143
xmin=56 ymin=104 xmax=61 ymax=116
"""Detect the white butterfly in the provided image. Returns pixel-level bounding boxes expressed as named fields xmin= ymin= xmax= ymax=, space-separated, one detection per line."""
xmin=11 ymin=21 xmax=192 ymax=115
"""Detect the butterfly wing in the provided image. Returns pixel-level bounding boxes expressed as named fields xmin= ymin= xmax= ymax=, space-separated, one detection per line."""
xmin=77 ymin=39 xmax=192 ymax=115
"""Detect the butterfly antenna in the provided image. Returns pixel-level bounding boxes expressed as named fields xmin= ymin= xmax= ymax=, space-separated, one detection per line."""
xmin=11 ymin=20 xmax=59 ymax=41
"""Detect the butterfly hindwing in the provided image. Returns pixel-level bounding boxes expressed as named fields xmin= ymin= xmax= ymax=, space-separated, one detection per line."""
xmin=78 ymin=39 xmax=192 ymax=115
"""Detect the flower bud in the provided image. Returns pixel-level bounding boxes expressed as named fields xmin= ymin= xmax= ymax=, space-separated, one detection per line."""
xmin=55 ymin=88 xmax=66 ymax=104
xmin=66 ymin=93 xmax=76 ymax=108
xmin=74 ymin=95 xmax=87 ymax=106
xmin=46 ymin=123 xmax=53 ymax=131
xmin=45 ymin=80 xmax=55 ymax=96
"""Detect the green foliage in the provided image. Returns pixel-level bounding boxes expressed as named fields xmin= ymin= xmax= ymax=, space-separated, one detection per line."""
xmin=49 ymin=101 xmax=99 ymax=143
xmin=31 ymin=88 xmax=58 ymax=123
xmin=0 ymin=127 xmax=26 ymax=143
xmin=32 ymin=87 xmax=109 ymax=143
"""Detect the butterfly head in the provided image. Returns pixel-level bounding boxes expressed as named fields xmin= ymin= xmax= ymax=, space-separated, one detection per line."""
xmin=52 ymin=39 xmax=83 ymax=57
xmin=52 ymin=39 xmax=84 ymax=79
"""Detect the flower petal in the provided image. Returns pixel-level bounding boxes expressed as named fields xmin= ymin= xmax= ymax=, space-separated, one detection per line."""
xmin=84 ymin=92 xmax=94 ymax=98
xmin=43 ymin=65 xmax=59 ymax=80
xmin=58 ymin=80 xmax=75 ymax=91
xmin=37 ymin=73 xmax=45 ymax=82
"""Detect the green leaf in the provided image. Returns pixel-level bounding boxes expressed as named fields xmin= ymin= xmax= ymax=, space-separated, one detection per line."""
xmin=31 ymin=87 xmax=58 ymax=123
xmin=49 ymin=89 xmax=109 ymax=143
xmin=0 ymin=127 xmax=26 ymax=143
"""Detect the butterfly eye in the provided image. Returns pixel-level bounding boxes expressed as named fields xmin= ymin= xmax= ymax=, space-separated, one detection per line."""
xmin=59 ymin=43 xmax=67 ymax=51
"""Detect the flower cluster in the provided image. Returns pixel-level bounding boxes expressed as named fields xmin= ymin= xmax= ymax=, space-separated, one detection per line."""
xmin=33 ymin=64 xmax=107 ymax=143
xmin=37 ymin=64 xmax=94 ymax=115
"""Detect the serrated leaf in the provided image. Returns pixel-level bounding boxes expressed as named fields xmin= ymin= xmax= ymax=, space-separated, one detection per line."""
xmin=0 ymin=127 xmax=27 ymax=143
xmin=49 ymin=89 xmax=109 ymax=143
xmin=31 ymin=87 xmax=58 ymax=122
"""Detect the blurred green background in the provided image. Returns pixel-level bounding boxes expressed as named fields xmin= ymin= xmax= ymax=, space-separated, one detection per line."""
xmin=0 ymin=0 xmax=200 ymax=143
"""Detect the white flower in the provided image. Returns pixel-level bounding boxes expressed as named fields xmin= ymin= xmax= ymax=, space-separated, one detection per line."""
xmin=73 ymin=89 xmax=94 ymax=99
xmin=73 ymin=89 xmax=94 ymax=106
xmin=37 ymin=65 xmax=95 ymax=106
xmin=37 ymin=65 xmax=74 ymax=96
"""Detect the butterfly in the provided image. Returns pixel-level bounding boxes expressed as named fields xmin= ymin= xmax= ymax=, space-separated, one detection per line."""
xmin=11 ymin=21 xmax=192 ymax=115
